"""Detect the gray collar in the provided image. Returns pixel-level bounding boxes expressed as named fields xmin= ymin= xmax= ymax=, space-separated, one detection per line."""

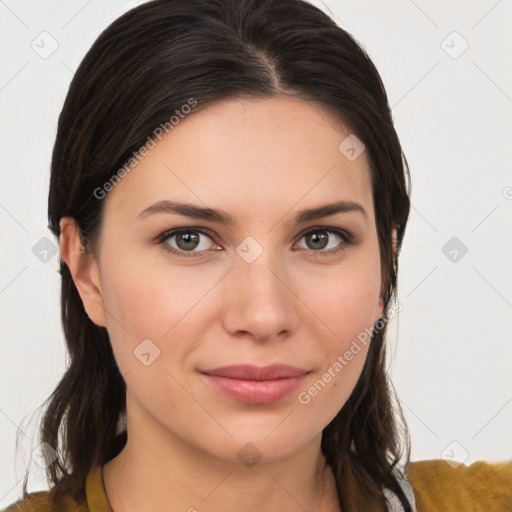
xmin=382 ymin=466 xmax=417 ymax=512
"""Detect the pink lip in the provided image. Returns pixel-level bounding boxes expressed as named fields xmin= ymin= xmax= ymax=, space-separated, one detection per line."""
xmin=200 ymin=364 xmax=309 ymax=405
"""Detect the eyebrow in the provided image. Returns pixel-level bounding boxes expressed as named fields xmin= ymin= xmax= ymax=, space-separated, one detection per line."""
xmin=137 ymin=199 xmax=368 ymax=225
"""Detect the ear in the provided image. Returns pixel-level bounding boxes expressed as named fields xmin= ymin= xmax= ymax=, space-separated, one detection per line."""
xmin=374 ymin=224 xmax=399 ymax=322
xmin=59 ymin=217 xmax=107 ymax=327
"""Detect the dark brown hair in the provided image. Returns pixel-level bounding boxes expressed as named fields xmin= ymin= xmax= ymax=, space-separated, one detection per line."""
xmin=17 ymin=0 xmax=413 ymax=510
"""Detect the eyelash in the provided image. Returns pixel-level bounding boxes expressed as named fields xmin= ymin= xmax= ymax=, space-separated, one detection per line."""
xmin=156 ymin=226 xmax=356 ymax=259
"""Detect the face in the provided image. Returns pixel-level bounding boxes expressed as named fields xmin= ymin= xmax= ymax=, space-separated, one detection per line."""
xmin=67 ymin=96 xmax=385 ymax=465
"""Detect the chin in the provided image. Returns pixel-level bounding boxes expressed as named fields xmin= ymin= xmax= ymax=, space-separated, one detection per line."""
xmin=196 ymin=427 xmax=316 ymax=467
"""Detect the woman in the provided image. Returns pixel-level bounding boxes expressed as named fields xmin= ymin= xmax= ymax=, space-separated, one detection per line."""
xmin=3 ymin=1 xmax=511 ymax=511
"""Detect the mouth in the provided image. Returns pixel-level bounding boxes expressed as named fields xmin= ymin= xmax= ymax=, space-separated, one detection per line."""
xmin=201 ymin=363 xmax=309 ymax=380
xmin=199 ymin=364 xmax=310 ymax=405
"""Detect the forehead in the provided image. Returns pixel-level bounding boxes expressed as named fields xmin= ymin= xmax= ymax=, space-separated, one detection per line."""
xmin=103 ymin=96 xmax=374 ymax=224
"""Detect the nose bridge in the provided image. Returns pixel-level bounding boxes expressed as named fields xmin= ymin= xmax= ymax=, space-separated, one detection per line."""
xmin=222 ymin=236 xmax=298 ymax=339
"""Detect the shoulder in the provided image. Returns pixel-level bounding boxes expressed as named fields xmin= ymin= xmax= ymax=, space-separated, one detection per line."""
xmin=405 ymin=458 xmax=512 ymax=512
xmin=0 ymin=466 xmax=109 ymax=512
xmin=0 ymin=489 xmax=83 ymax=512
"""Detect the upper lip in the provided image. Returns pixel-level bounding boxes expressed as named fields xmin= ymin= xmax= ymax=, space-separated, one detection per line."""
xmin=200 ymin=364 xmax=309 ymax=380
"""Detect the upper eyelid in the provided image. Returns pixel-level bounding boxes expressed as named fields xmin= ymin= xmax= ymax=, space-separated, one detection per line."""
xmin=158 ymin=226 xmax=216 ymax=243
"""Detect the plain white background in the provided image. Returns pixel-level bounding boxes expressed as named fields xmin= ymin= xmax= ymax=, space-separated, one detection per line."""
xmin=1 ymin=0 xmax=511 ymax=506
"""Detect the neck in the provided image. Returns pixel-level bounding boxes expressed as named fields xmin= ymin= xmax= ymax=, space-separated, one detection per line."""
xmin=102 ymin=407 xmax=341 ymax=512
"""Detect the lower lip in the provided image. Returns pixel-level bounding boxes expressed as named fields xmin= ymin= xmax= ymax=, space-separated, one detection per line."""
xmin=200 ymin=373 xmax=308 ymax=404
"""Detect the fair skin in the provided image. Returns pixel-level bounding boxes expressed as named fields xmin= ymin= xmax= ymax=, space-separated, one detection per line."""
xmin=60 ymin=96 xmax=395 ymax=512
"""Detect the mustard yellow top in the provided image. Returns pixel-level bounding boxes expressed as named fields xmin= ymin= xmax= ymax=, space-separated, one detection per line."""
xmin=2 ymin=459 xmax=512 ymax=512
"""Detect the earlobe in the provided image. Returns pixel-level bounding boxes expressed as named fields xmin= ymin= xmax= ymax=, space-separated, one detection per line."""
xmin=59 ymin=217 xmax=107 ymax=327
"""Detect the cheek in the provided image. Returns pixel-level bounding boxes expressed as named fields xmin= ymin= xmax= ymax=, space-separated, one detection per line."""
xmin=294 ymin=262 xmax=380 ymax=401
xmin=299 ymin=262 xmax=381 ymax=342
xmin=100 ymin=249 xmax=196 ymax=335
xmin=97 ymin=250 xmax=172 ymax=369
xmin=99 ymin=251 xmax=222 ymax=379
xmin=295 ymin=274 xmax=378 ymax=422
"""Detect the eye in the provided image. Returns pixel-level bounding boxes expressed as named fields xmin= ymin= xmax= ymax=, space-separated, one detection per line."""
xmin=157 ymin=226 xmax=355 ymax=259
xmin=295 ymin=227 xmax=354 ymax=257
xmin=158 ymin=228 xmax=219 ymax=258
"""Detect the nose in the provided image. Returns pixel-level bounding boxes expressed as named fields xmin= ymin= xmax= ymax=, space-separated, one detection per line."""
xmin=221 ymin=248 xmax=300 ymax=342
